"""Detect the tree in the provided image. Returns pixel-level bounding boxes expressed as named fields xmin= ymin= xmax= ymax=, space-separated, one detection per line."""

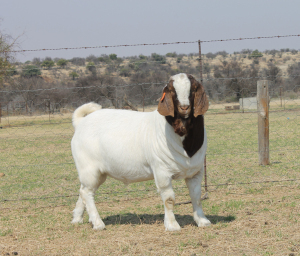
xmin=109 ymin=54 xmax=117 ymax=60
xmin=0 ymin=24 xmax=19 ymax=84
xmin=56 ymin=59 xmax=68 ymax=68
xmin=86 ymin=62 xmax=96 ymax=74
xmin=21 ymin=65 xmax=41 ymax=78
xmin=69 ymin=71 xmax=79 ymax=80
xmin=249 ymin=49 xmax=263 ymax=58
xmin=151 ymin=53 xmax=166 ymax=64
xmin=41 ymin=60 xmax=55 ymax=69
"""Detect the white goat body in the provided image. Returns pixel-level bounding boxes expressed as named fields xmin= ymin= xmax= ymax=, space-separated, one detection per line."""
xmin=71 ymin=74 xmax=211 ymax=231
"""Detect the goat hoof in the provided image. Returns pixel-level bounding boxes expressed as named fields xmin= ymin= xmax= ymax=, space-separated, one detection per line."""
xmin=93 ymin=220 xmax=106 ymax=230
xmin=197 ymin=218 xmax=211 ymax=227
xmin=165 ymin=222 xmax=181 ymax=231
xmin=71 ymin=217 xmax=83 ymax=224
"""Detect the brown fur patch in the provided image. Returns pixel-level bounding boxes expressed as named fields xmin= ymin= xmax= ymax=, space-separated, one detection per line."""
xmin=165 ymin=198 xmax=174 ymax=210
xmin=164 ymin=74 xmax=206 ymax=157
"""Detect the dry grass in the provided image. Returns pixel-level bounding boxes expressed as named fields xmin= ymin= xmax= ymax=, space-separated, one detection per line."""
xmin=0 ymin=102 xmax=299 ymax=255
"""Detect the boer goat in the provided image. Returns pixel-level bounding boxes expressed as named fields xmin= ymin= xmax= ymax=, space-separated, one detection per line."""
xmin=71 ymin=73 xmax=210 ymax=231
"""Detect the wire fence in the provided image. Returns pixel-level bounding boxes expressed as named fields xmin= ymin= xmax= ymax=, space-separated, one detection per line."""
xmin=0 ymin=34 xmax=299 ymax=210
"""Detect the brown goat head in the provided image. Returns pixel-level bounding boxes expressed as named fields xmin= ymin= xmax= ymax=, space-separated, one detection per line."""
xmin=158 ymin=73 xmax=208 ymax=118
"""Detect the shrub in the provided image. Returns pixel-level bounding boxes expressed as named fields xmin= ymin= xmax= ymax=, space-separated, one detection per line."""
xmin=109 ymin=54 xmax=117 ymax=60
xmin=21 ymin=65 xmax=41 ymax=78
xmin=166 ymin=52 xmax=177 ymax=58
xmin=69 ymin=57 xmax=86 ymax=66
xmin=86 ymin=62 xmax=96 ymax=74
xmin=69 ymin=71 xmax=79 ymax=80
xmin=151 ymin=53 xmax=166 ymax=64
xmin=206 ymin=52 xmax=217 ymax=59
xmin=56 ymin=59 xmax=68 ymax=68
xmin=41 ymin=60 xmax=55 ymax=70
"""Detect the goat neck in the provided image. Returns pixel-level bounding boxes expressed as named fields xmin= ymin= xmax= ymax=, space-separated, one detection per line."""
xmin=166 ymin=113 xmax=205 ymax=158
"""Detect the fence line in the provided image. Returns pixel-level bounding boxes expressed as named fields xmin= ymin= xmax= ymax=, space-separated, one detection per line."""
xmin=1 ymin=75 xmax=300 ymax=94
xmin=7 ymin=34 xmax=300 ymax=53
xmin=1 ymin=178 xmax=300 ymax=206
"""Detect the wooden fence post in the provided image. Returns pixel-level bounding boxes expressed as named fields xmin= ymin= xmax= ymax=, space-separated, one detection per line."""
xmin=257 ymin=80 xmax=270 ymax=165
xmin=198 ymin=39 xmax=208 ymax=193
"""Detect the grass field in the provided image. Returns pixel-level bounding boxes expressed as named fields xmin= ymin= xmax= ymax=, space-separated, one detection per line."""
xmin=0 ymin=100 xmax=299 ymax=255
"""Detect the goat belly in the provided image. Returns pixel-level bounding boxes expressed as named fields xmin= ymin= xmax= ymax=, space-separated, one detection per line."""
xmin=71 ymin=109 xmax=156 ymax=184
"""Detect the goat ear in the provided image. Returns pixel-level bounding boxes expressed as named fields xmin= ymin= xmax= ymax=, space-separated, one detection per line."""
xmin=188 ymin=75 xmax=209 ymax=117
xmin=157 ymin=86 xmax=174 ymax=117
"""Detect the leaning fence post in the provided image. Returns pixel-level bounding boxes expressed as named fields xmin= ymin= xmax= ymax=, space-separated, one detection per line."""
xmin=257 ymin=80 xmax=270 ymax=165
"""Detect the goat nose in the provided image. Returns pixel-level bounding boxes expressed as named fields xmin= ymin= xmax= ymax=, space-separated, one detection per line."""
xmin=180 ymin=105 xmax=189 ymax=111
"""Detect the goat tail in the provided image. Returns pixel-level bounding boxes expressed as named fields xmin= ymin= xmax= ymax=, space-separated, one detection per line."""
xmin=72 ymin=102 xmax=102 ymax=129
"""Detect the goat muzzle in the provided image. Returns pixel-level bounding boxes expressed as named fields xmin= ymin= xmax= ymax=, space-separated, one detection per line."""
xmin=178 ymin=105 xmax=191 ymax=119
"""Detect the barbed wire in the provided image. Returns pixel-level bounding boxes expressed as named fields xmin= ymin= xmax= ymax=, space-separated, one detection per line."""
xmin=6 ymin=34 xmax=300 ymax=54
xmin=1 ymin=178 xmax=299 ymax=206
xmin=1 ymin=75 xmax=300 ymax=94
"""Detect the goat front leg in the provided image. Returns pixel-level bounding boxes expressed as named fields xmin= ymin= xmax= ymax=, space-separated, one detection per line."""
xmin=157 ymin=178 xmax=181 ymax=231
xmin=185 ymin=171 xmax=211 ymax=227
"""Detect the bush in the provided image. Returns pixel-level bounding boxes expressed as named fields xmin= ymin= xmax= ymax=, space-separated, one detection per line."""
xmin=139 ymin=55 xmax=147 ymax=60
xmin=249 ymin=50 xmax=263 ymax=58
xmin=206 ymin=52 xmax=217 ymax=59
xmin=41 ymin=60 xmax=55 ymax=70
xmin=21 ymin=65 xmax=41 ymax=78
xmin=69 ymin=71 xmax=79 ymax=80
xmin=56 ymin=59 xmax=68 ymax=68
xmin=69 ymin=57 xmax=86 ymax=66
xmin=86 ymin=54 xmax=99 ymax=64
xmin=216 ymin=51 xmax=228 ymax=58
xmin=151 ymin=53 xmax=166 ymax=64
xmin=166 ymin=52 xmax=177 ymax=58
xmin=86 ymin=62 xmax=96 ymax=74
xmin=176 ymin=57 xmax=182 ymax=63
xmin=109 ymin=54 xmax=117 ymax=60
xmin=119 ymin=67 xmax=131 ymax=77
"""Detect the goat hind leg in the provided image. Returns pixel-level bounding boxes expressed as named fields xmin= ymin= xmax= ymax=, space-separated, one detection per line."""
xmin=73 ymin=173 xmax=107 ymax=230
xmin=72 ymin=187 xmax=85 ymax=224
xmin=80 ymin=185 xmax=105 ymax=230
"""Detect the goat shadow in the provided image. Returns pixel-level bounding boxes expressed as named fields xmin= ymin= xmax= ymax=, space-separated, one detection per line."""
xmin=102 ymin=213 xmax=235 ymax=227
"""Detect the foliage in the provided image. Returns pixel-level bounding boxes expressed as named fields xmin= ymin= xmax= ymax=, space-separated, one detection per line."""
xmin=109 ymin=54 xmax=117 ymax=60
xmin=86 ymin=62 xmax=96 ymax=74
xmin=6 ymin=66 xmax=17 ymax=76
xmin=151 ymin=53 xmax=166 ymax=64
xmin=69 ymin=71 xmax=79 ymax=80
xmin=166 ymin=52 xmax=177 ymax=58
xmin=41 ymin=60 xmax=55 ymax=70
xmin=32 ymin=57 xmax=41 ymax=66
xmin=119 ymin=67 xmax=131 ymax=77
xmin=69 ymin=57 xmax=86 ymax=66
xmin=206 ymin=52 xmax=217 ymax=59
xmin=216 ymin=51 xmax=228 ymax=57
xmin=0 ymin=28 xmax=18 ymax=83
xmin=176 ymin=57 xmax=182 ymax=63
xmin=56 ymin=59 xmax=68 ymax=68
xmin=139 ymin=54 xmax=147 ymax=60
xmin=249 ymin=49 xmax=263 ymax=58
xmin=21 ymin=65 xmax=41 ymax=78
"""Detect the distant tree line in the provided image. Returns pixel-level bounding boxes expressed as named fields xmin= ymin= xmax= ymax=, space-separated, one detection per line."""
xmin=1 ymin=49 xmax=300 ymax=114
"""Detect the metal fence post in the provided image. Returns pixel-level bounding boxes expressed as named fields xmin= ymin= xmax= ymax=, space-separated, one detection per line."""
xmin=257 ymin=80 xmax=270 ymax=165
